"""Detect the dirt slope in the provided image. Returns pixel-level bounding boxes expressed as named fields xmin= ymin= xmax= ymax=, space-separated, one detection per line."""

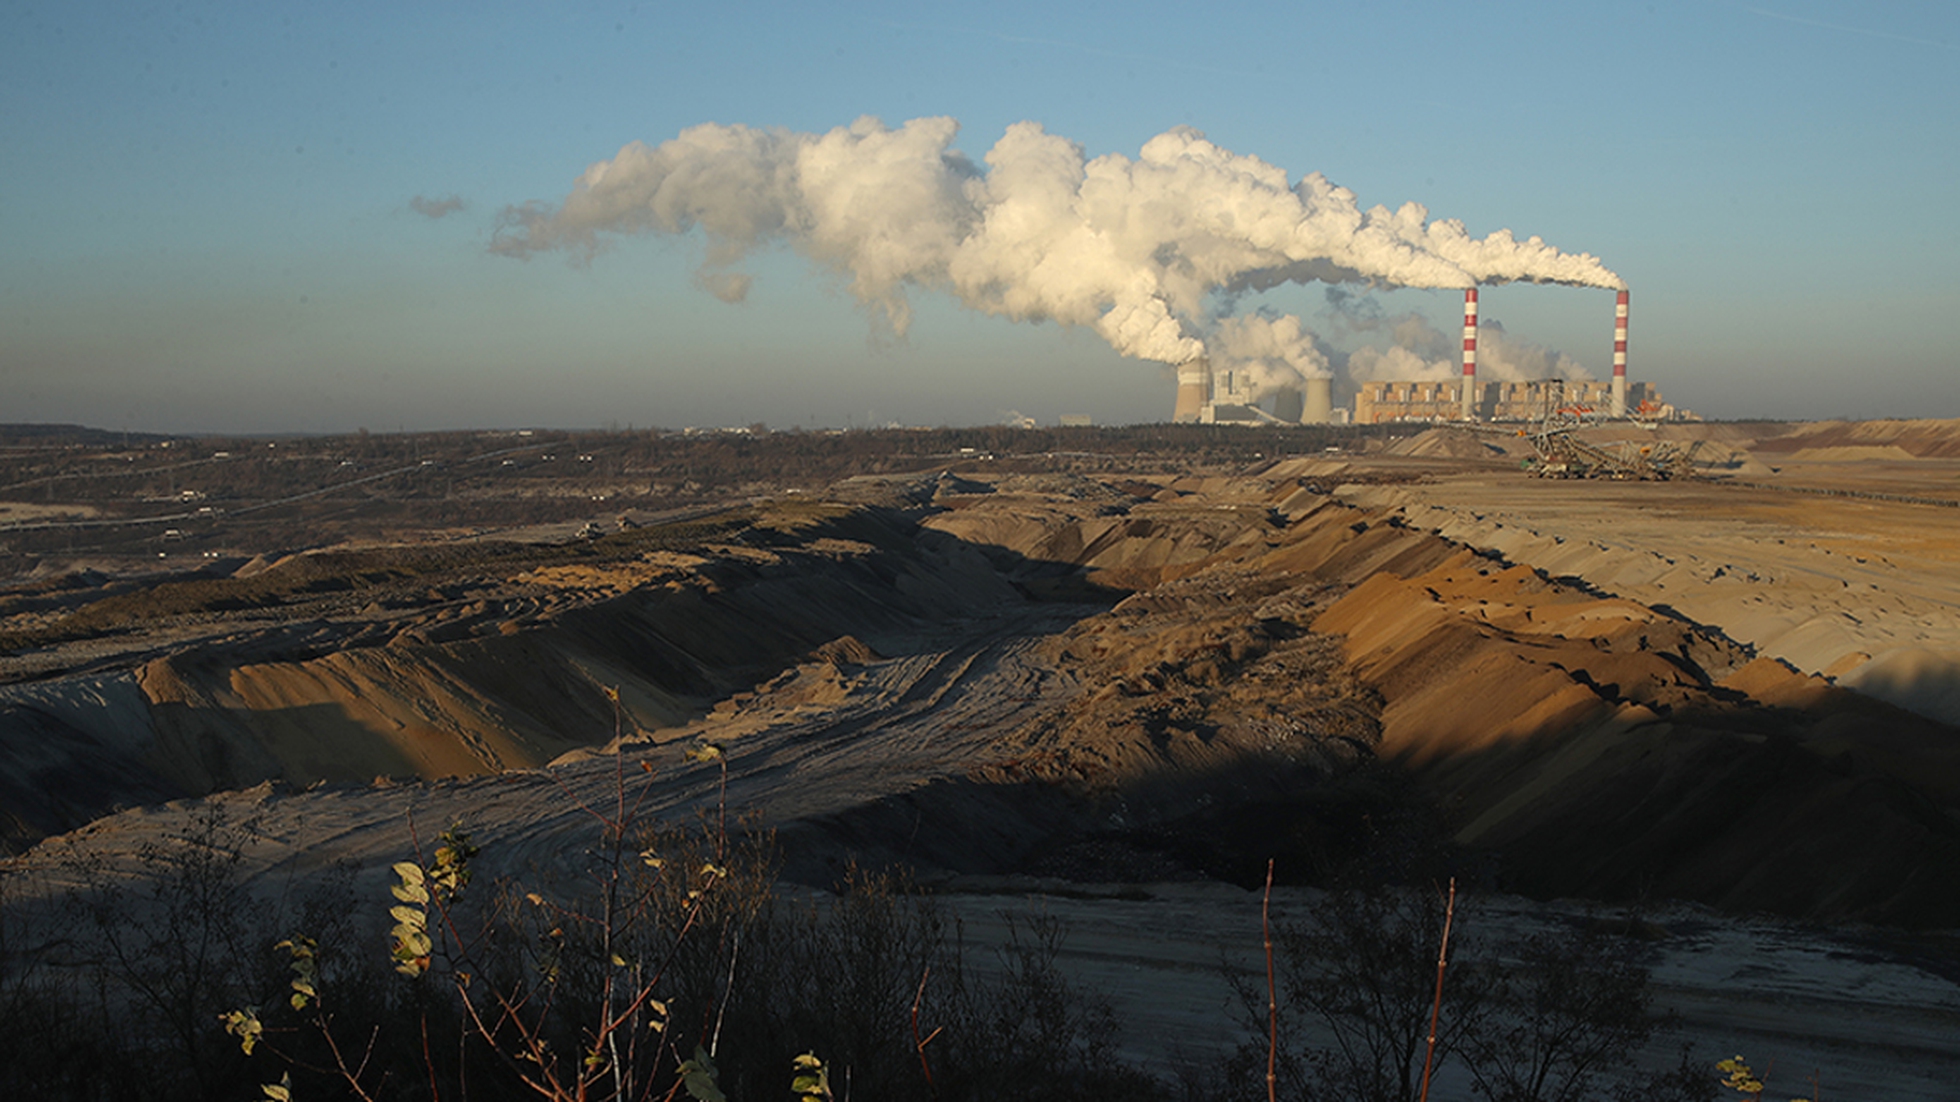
xmin=6 ymin=456 xmax=1960 ymax=926
xmin=0 ymin=501 xmax=1025 ymax=849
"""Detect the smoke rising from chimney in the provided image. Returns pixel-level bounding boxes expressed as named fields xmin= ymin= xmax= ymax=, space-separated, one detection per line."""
xmin=1341 ymin=306 xmax=1592 ymax=385
xmin=493 ymin=116 xmax=1623 ymax=386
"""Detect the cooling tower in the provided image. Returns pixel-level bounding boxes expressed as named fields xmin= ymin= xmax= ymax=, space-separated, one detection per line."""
xmin=1301 ymin=377 xmax=1333 ymax=424
xmin=1172 ymin=359 xmax=1210 ymax=423
xmin=1271 ymin=387 xmax=1305 ymax=423
xmin=1460 ymin=288 xmax=1479 ymax=420
xmin=1611 ymin=290 xmax=1629 ymax=417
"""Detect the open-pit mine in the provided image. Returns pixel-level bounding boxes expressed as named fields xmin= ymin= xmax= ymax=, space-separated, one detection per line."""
xmin=4 ymin=418 xmax=1959 ymax=1096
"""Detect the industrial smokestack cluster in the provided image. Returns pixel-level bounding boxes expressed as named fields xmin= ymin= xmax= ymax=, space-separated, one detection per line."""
xmin=1176 ymin=282 xmax=1639 ymax=426
xmin=1440 ymin=285 xmax=1635 ymax=423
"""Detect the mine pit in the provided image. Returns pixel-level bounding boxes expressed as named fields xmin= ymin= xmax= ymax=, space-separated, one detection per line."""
xmin=4 ymin=420 xmax=1960 ymax=1096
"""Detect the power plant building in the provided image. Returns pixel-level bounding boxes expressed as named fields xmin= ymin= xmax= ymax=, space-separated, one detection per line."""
xmin=1277 ymin=287 xmax=1678 ymax=424
xmin=1354 ymin=378 xmax=1681 ymax=424
xmin=1173 ymin=359 xmax=1339 ymax=425
xmin=1170 ymin=286 xmax=1666 ymax=424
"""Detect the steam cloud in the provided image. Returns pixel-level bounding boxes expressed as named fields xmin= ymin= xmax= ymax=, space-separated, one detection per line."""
xmin=493 ymin=116 xmax=1622 ymax=399
xmin=1212 ymin=313 xmax=1331 ymax=391
xmin=1328 ymin=289 xmax=1592 ymax=386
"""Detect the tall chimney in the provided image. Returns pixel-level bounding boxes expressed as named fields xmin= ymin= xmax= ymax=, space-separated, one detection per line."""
xmin=1173 ymin=358 xmax=1211 ymax=423
xmin=1460 ymin=288 xmax=1479 ymax=420
xmin=1611 ymin=290 xmax=1629 ymax=417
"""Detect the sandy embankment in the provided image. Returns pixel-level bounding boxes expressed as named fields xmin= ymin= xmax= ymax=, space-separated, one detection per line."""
xmin=7 ymin=460 xmax=1960 ymax=920
xmin=1338 ymin=464 xmax=1960 ymax=727
xmin=0 ymin=505 xmax=1030 ymax=849
xmin=910 ymin=469 xmax=1960 ymax=925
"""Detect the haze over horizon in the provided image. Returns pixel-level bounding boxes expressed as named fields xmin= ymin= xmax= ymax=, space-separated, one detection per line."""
xmin=3 ymin=1 xmax=1955 ymax=435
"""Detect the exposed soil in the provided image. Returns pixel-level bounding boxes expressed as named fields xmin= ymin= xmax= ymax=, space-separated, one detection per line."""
xmin=4 ymin=419 xmax=1960 ymax=1093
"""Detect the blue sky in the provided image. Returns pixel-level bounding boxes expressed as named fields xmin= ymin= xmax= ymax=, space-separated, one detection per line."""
xmin=2 ymin=0 xmax=1954 ymax=432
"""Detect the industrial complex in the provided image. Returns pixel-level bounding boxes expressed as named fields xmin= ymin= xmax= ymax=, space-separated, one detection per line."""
xmin=1172 ymin=289 xmax=1688 ymax=425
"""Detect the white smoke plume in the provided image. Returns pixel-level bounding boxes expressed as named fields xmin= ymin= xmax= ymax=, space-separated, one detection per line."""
xmin=1347 ymin=343 xmax=1455 ymax=384
xmin=1338 ymin=298 xmax=1592 ymax=385
xmin=1479 ymin=319 xmax=1592 ymax=382
xmin=493 ymin=116 xmax=1623 ymax=377
xmin=1211 ymin=313 xmax=1330 ymax=400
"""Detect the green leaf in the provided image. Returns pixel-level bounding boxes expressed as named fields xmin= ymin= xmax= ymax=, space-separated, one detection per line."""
xmin=678 ymin=1047 xmax=727 ymax=1102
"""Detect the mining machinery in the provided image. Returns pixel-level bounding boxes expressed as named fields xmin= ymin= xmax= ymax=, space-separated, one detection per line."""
xmin=1453 ymin=381 xmax=1701 ymax=480
xmin=1518 ymin=406 xmax=1702 ymax=480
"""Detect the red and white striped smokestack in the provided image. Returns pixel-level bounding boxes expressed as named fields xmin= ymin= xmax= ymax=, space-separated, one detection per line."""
xmin=1460 ymin=288 xmax=1479 ymax=420
xmin=1611 ymin=290 xmax=1629 ymax=417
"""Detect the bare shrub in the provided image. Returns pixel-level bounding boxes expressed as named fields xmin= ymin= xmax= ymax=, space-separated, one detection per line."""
xmin=1276 ymin=885 xmax=1484 ymax=1102
xmin=184 ymin=734 xmax=1160 ymax=1100
xmin=1226 ymin=886 xmax=1699 ymax=1102
xmin=1459 ymin=918 xmax=1664 ymax=1102
xmin=58 ymin=803 xmax=273 ymax=1100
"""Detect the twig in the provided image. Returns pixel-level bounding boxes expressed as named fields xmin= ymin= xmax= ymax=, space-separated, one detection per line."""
xmin=421 ymin=1014 xmax=441 ymax=1102
xmin=261 ymin=1022 xmax=386 ymax=1102
xmin=715 ymin=749 xmax=728 ymax=862
xmin=911 ymin=964 xmax=940 ymax=1097
xmin=1416 ymin=876 xmax=1457 ymax=1102
xmin=710 ymin=928 xmax=740 ymax=1058
xmin=1263 ymin=858 xmax=1277 ymax=1102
